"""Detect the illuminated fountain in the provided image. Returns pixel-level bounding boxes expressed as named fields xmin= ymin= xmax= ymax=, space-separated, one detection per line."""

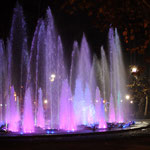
xmin=0 ymin=4 xmax=132 ymax=134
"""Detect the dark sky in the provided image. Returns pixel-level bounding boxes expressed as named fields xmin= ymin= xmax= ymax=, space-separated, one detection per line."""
xmin=0 ymin=0 xmax=149 ymax=74
xmin=0 ymin=0 xmax=108 ymax=54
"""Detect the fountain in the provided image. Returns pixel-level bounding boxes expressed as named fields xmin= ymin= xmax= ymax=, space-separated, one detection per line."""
xmin=0 ymin=3 xmax=134 ymax=135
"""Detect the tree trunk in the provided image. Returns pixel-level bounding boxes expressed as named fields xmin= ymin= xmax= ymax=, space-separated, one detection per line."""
xmin=144 ymin=95 xmax=148 ymax=116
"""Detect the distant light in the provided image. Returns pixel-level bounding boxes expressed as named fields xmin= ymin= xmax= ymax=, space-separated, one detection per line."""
xmin=46 ymin=130 xmax=50 ymax=134
xmin=131 ymin=66 xmax=137 ymax=73
xmin=14 ymin=92 xmax=17 ymax=101
xmin=20 ymin=132 xmax=23 ymax=135
xmin=95 ymin=100 xmax=99 ymax=103
xmin=14 ymin=92 xmax=16 ymax=97
xmin=120 ymin=100 xmax=123 ymax=103
xmin=103 ymin=100 xmax=106 ymax=104
xmin=130 ymin=100 xmax=133 ymax=104
xmin=44 ymin=99 xmax=48 ymax=104
xmin=49 ymin=74 xmax=56 ymax=82
xmin=125 ymin=95 xmax=130 ymax=100
xmin=0 ymin=104 xmax=2 ymax=107
xmin=51 ymin=74 xmax=56 ymax=78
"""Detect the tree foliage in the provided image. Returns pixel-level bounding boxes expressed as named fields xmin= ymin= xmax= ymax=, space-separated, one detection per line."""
xmin=50 ymin=0 xmax=150 ymax=62
xmin=128 ymin=69 xmax=150 ymax=114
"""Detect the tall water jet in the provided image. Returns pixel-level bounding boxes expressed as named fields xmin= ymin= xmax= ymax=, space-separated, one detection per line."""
xmin=108 ymin=28 xmax=127 ymax=123
xmin=44 ymin=8 xmax=57 ymax=129
xmin=8 ymin=86 xmax=20 ymax=132
xmin=70 ymin=41 xmax=79 ymax=93
xmin=59 ymin=79 xmax=76 ymax=130
xmin=108 ymin=28 xmax=116 ymax=122
xmin=23 ymin=87 xmax=34 ymax=133
xmin=95 ymin=87 xmax=106 ymax=128
xmin=37 ymin=88 xmax=45 ymax=129
xmin=54 ymin=36 xmax=66 ymax=127
xmin=114 ymin=28 xmax=127 ymax=122
xmin=10 ymin=3 xmax=28 ymax=100
xmin=44 ymin=7 xmax=66 ymax=128
xmin=90 ymin=55 xmax=97 ymax=102
xmin=5 ymin=39 xmax=12 ymax=125
xmin=84 ymin=84 xmax=95 ymax=125
xmin=74 ymin=79 xmax=85 ymax=125
xmin=74 ymin=34 xmax=93 ymax=126
xmin=100 ymin=46 xmax=109 ymax=100
xmin=29 ymin=19 xmax=46 ymax=124
xmin=0 ymin=40 xmax=5 ymax=123
xmin=78 ymin=34 xmax=91 ymax=88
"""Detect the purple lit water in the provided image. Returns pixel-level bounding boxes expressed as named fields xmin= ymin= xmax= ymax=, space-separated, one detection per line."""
xmin=37 ymin=88 xmax=45 ymax=129
xmin=22 ymin=87 xmax=34 ymax=133
xmin=0 ymin=3 xmax=129 ymax=133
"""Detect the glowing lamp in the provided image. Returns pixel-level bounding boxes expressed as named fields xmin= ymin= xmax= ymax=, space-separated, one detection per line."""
xmin=131 ymin=66 xmax=138 ymax=73
xmin=51 ymin=74 xmax=56 ymax=78
xmin=46 ymin=130 xmax=50 ymax=134
xmin=14 ymin=92 xmax=16 ymax=97
xmin=120 ymin=100 xmax=123 ymax=103
xmin=130 ymin=100 xmax=133 ymax=104
xmin=95 ymin=100 xmax=99 ymax=103
xmin=0 ymin=104 xmax=2 ymax=107
xmin=103 ymin=100 xmax=106 ymax=104
xmin=125 ymin=95 xmax=130 ymax=100
xmin=44 ymin=99 xmax=48 ymax=104
xmin=49 ymin=74 xmax=56 ymax=82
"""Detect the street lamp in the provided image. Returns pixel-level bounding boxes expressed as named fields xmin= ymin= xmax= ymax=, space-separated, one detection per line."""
xmin=125 ymin=95 xmax=130 ymax=100
xmin=131 ymin=66 xmax=138 ymax=73
xmin=130 ymin=100 xmax=133 ymax=104
xmin=103 ymin=99 xmax=106 ymax=104
xmin=49 ymin=74 xmax=56 ymax=82
xmin=44 ymin=99 xmax=48 ymax=104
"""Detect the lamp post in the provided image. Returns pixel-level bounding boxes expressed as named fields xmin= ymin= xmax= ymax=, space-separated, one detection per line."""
xmin=131 ymin=66 xmax=138 ymax=73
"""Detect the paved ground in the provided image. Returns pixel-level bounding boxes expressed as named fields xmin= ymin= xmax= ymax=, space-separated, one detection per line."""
xmin=1 ymin=120 xmax=150 ymax=150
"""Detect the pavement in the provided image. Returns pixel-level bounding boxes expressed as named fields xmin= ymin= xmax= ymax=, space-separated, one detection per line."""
xmin=1 ymin=120 xmax=150 ymax=150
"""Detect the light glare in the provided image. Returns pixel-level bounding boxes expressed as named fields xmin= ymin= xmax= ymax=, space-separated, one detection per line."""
xmin=125 ymin=95 xmax=130 ymax=100
xmin=44 ymin=99 xmax=48 ymax=104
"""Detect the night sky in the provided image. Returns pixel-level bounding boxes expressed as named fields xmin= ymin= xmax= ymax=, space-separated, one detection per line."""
xmin=0 ymin=0 xmax=106 ymax=50
xmin=0 ymin=0 xmax=150 ymax=73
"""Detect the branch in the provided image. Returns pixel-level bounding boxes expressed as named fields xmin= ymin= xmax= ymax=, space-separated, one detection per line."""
xmin=143 ymin=0 xmax=150 ymax=8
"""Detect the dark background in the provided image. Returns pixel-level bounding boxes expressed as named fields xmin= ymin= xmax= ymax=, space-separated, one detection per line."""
xmin=0 ymin=0 xmax=150 ymax=73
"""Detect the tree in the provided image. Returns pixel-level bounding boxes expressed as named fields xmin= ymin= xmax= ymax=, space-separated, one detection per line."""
xmin=50 ymin=0 xmax=150 ymax=63
xmin=128 ymin=67 xmax=150 ymax=116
